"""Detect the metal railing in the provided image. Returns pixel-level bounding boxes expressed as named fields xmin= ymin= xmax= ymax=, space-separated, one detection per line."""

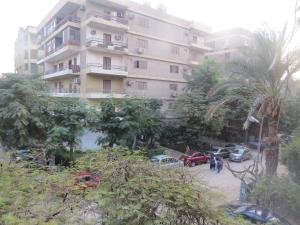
xmin=45 ymin=40 xmax=80 ymax=57
xmin=86 ymin=88 xmax=125 ymax=94
xmin=56 ymin=16 xmax=80 ymax=30
xmin=86 ymin=37 xmax=127 ymax=49
xmin=45 ymin=65 xmax=80 ymax=75
xmin=86 ymin=63 xmax=127 ymax=72
xmin=87 ymin=13 xmax=128 ymax=25
xmin=50 ymin=88 xmax=80 ymax=94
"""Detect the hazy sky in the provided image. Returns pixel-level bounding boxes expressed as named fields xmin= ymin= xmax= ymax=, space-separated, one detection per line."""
xmin=0 ymin=0 xmax=296 ymax=74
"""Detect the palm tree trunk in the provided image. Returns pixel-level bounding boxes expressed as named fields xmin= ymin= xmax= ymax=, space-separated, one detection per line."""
xmin=265 ymin=115 xmax=279 ymax=177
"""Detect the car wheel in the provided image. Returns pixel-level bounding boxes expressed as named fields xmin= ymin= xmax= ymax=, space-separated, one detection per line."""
xmin=191 ymin=162 xmax=196 ymax=167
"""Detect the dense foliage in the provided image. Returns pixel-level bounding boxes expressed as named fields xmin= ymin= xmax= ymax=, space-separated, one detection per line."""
xmin=0 ymin=74 xmax=51 ymax=148
xmin=251 ymin=177 xmax=300 ymax=222
xmin=0 ymin=149 xmax=244 ymax=225
xmin=281 ymin=127 xmax=300 ymax=184
xmin=88 ymin=98 xmax=165 ymax=149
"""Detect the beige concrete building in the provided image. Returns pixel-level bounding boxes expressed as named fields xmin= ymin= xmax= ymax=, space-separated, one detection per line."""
xmin=32 ymin=0 xmax=213 ymax=112
xmin=15 ymin=1 xmax=251 ymax=113
xmin=204 ymin=28 xmax=251 ymax=65
xmin=15 ymin=26 xmax=41 ymax=74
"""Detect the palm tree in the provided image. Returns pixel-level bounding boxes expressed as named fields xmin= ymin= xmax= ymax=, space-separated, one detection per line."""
xmin=206 ymin=26 xmax=300 ymax=176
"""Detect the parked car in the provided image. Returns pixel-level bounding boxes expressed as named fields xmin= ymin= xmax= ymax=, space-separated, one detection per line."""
xmin=225 ymin=202 xmax=291 ymax=225
xmin=209 ymin=147 xmax=231 ymax=158
xmin=180 ymin=152 xmax=209 ymax=167
xmin=229 ymin=147 xmax=252 ymax=162
xmin=151 ymin=155 xmax=184 ymax=168
xmin=73 ymin=171 xmax=101 ymax=190
xmin=15 ymin=149 xmax=34 ymax=162
xmin=224 ymin=143 xmax=244 ymax=152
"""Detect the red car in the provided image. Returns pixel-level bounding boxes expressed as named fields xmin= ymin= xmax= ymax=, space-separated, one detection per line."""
xmin=180 ymin=152 xmax=209 ymax=167
xmin=73 ymin=171 xmax=101 ymax=190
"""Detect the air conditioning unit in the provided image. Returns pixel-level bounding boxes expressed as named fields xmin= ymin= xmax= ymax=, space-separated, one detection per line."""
xmin=126 ymin=80 xmax=134 ymax=86
xmin=136 ymin=48 xmax=144 ymax=54
xmin=90 ymin=30 xmax=97 ymax=35
xmin=171 ymin=92 xmax=178 ymax=98
xmin=72 ymin=78 xmax=81 ymax=84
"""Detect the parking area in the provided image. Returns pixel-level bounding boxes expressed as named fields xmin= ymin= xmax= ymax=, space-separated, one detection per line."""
xmin=166 ymin=148 xmax=288 ymax=205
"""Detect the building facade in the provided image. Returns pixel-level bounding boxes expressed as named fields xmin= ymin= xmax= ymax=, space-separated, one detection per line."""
xmin=15 ymin=26 xmax=41 ymax=74
xmin=33 ymin=0 xmax=212 ymax=112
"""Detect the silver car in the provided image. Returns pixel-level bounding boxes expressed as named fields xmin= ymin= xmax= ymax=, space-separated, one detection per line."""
xmin=229 ymin=147 xmax=252 ymax=162
xmin=151 ymin=155 xmax=184 ymax=168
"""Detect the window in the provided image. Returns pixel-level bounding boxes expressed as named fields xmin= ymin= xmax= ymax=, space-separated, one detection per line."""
xmin=192 ymin=35 xmax=198 ymax=43
xmin=58 ymin=63 xmax=64 ymax=71
xmin=137 ymin=17 xmax=149 ymax=28
xmin=30 ymin=50 xmax=37 ymax=58
xmin=103 ymin=80 xmax=112 ymax=93
xmin=73 ymin=57 xmax=77 ymax=65
xmin=30 ymin=63 xmax=37 ymax=74
xmin=170 ymin=65 xmax=179 ymax=73
xmin=169 ymin=84 xmax=178 ymax=91
xmin=25 ymin=64 xmax=28 ymax=71
xmin=171 ymin=46 xmax=180 ymax=55
xmin=134 ymin=60 xmax=148 ymax=69
xmin=136 ymin=81 xmax=147 ymax=90
xmin=103 ymin=33 xmax=112 ymax=45
xmin=103 ymin=57 xmax=111 ymax=70
xmin=136 ymin=39 xmax=148 ymax=48
xmin=24 ymin=50 xmax=29 ymax=59
xmin=69 ymin=27 xmax=80 ymax=41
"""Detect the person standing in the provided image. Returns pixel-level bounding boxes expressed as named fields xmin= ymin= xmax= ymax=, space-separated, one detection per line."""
xmin=217 ymin=157 xmax=224 ymax=173
xmin=210 ymin=154 xmax=216 ymax=170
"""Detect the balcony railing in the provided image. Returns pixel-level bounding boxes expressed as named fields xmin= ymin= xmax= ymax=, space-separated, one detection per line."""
xmin=86 ymin=63 xmax=127 ymax=72
xmin=87 ymin=13 xmax=128 ymax=25
xmin=49 ymin=88 xmax=80 ymax=97
xmin=86 ymin=88 xmax=125 ymax=94
xmin=46 ymin=40 xmax=80 ymax=57
xmin=56 ymin=16 xmax=80 ymax=31
xmin=86 ymin=37 xmax=127 ymax=49
xmin=45 ymin=65 xmax=80 ymax=75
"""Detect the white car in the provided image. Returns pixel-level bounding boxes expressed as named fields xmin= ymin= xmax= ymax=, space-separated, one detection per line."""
xmin=151 ymin=155 xmax=184 ymax=168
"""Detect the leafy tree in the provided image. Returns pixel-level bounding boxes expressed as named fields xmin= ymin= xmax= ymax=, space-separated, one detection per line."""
xmin=206 ymin=27 xmax=300 ymax=176
xmin=177 ymin=59 xmax=227 ymax=137
xmin=0 ymin=149 xmax=245 ymax=225
xmin=0 ymin=73 xmax=51 ymax=149
xmin=88 ymin=98 xmax=165 ymax=149
xmin=47 ymin=98 xmax=87 ymax=163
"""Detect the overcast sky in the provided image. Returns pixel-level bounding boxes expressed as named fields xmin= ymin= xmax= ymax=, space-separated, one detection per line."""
xmin=0 ymin=0 xmax=296 ymax=74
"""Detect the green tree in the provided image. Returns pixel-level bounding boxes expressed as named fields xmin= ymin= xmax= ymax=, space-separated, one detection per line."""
xmin=47 ymin=98 xmax=87 ymax=163
xmin=88 ymin=98 xmax=165 ymax=149
xmin=206 ymin=27 xmax=300 ymax=176
xmin=177 ymin=59 xmax=229 ymax=137
xmin=281 ymin=127 xmax=300 ymax=184
xmin=0 ymin=73 xmax=50 ymax=149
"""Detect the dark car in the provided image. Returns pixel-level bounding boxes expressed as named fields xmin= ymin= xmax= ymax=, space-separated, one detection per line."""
xmin=15 ymin=149 xmax=34 ymax=161
xmin=247 ymin=141 xmax=265 ymax=150
xmin=224 ymin=143 xmax=244 ymax=152
xmin=180 ymin=152 xmax=209 ymax=167
xmin=226 ymin=203 xmax=291 ymax=225
xmin=209 ymin=147 xmax=231 ymax=158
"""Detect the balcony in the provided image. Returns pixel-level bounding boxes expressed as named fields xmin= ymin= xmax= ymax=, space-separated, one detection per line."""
xmin=38 ymin=40 xmax=80 ymax=63
xmin=86 ymin=63 xmax=128 ymax=77
xmin=49 ymin=89 xmax=80 ymax=98
xmin=42 ymin=17 xmax=81 ymax=43
xmin=42 ymin=65 xmax=80 ymax=80
xmin=86 ymin=37 xmax=128 ymax=54
xmin=84 ymin=13 xmax=128 ymax=31
xmin=189 ymin=40 xmax=212 ymax=52
xmin=86 ymin=88 xmax=126 ymax=99
xmin=88 ymin=0 xmax=129 ymax=9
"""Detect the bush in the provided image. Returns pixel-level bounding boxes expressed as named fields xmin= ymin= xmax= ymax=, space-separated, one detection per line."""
xmin=281 ymin=127 xmax=300 ymax=184
xmin=251 ymin=177 xmax=300 ymax=221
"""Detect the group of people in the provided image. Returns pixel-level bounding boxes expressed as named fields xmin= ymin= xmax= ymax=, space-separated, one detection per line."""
xmin=209 ymin=154 xmax=224 ymax=173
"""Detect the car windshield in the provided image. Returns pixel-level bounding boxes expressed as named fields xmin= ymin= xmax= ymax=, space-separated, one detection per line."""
xmin=151 ymin=158 xmax=159 ymax=163
xmin=232 ymin=149 xmax=243 ymax=154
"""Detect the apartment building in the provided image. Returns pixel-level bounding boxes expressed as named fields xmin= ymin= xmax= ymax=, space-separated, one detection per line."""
xmin=32 ymin=0 xmax=212 ymax=112
xmin=204 ymin=28 xmax=251 ymax=66
xmin=15 ymin=26 xmax=42 ymax=74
